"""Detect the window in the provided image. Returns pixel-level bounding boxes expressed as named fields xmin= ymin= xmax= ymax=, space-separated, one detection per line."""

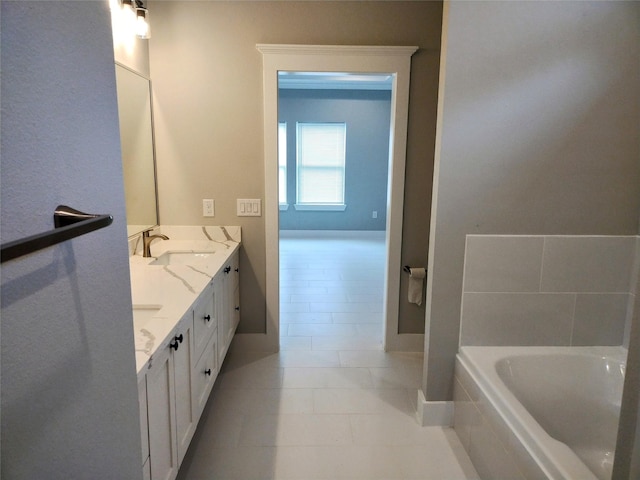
xmin=295 ymin=122 xmax=347 ymax=211
xmin=278 ymin=122 xmax=287 ymax=206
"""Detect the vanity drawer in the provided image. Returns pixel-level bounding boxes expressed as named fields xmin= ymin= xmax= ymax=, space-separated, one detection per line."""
xmin=193 ymin=285 xmax=217 ymax=361
xmin=192 ymin=333 xmax=218 ymax=421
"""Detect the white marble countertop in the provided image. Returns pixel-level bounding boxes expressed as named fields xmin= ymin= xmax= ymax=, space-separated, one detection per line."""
xmin=128 ymin=226 xmax=240 ymax=376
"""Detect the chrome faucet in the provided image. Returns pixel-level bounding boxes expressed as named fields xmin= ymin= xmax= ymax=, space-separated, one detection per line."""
xmin=142 ymin=229 xmax=169 ymax=258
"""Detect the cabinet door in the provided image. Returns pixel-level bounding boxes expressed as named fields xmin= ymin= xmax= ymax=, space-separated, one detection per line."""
xmin=217 ymin=253 xmax=240 ymax=366
xmin=215 ymin=275 xmax=228 ymax=367
xmin=230 ymin=252 xmax=240 ymax=333
xmin=232 ymin=285 xmax=240 ymax=332
xmin=173 ymin=322 xmax=195 ymax=466
xmin=223 ymin=260 xmax=238 ymax=349
xmin=224 ymin=283 xmax=238 ymax=346
xmin=146 ymin=348 xmax=178 ymax=480
xmin=192 ymin=331 xmax=218 ymax=421
xmin=193 ymin=284 xmax=216 ymax=361
xmin=230 ymin=251 xmax=240 ymax=291
xmin=138 ymin=376 xmax=149 ymax=466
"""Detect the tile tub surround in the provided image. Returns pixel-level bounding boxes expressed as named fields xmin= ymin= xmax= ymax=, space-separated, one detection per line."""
xmin=460 ymin=235 xmax=637 ymax=347
xmin=128 ymin=226 xmax=241 ymax=373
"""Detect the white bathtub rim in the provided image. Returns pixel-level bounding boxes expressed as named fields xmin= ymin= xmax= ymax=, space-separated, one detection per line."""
xmin=457 ymin=346 xmax=625 ymax=480
xmin=457 ymin=351 xmax=571 ymax=480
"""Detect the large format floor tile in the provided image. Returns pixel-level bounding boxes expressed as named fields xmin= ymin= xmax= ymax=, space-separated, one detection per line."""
xmin=177 ymin=234 xmax=478 ymax=480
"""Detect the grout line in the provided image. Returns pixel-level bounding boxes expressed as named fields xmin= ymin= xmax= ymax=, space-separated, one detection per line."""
xmin=539 ymin=237 xmax=546 ymax=292
xmin=568 ymin=293 xmax=577 ymax=346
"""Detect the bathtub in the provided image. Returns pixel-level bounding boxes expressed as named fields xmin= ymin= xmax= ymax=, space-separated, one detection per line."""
xmin=454 ymin=346 xmax=626 ymax=480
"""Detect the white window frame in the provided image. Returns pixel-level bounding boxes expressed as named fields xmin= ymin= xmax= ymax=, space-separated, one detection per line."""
xmin=278 ymin=122 xmax=289 ymax=210
xmin=294 ymin=122 xmax=347 ymax=211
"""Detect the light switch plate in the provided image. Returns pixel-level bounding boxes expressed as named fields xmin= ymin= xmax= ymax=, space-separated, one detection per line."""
xmin=237 ymin=199 xmax=261 ymax=216
xmin=203 ymin=199 xmax=215 ymax=217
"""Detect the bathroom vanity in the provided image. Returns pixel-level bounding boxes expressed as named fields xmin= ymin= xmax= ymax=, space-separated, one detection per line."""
xmin=128 ymin=226 xmax=241 ymax=480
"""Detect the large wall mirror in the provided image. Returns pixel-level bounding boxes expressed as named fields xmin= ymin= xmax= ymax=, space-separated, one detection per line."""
xmin=115 ymin=63 xmax=159 ymax=237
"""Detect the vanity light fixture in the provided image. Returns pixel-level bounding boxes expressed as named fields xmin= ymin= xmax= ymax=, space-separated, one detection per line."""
xmin=111 ymin=0 xmax=150 ymax=40
xmin=121 ymin=0 xmax=136 ymax=32
xmin=134 ymin=1 xmax=151 ymax=39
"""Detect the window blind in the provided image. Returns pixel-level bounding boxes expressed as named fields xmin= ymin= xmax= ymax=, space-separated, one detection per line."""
xmin=296 ymin=123 xmax=346 ymax=205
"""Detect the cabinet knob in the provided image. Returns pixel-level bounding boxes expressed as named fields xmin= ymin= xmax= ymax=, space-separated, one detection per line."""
xmin=170 ymin=340 xmax=179 ymax=351
xmin=235 ymin=306 xmax=240 ymax=311
xmin=175 ymin=334 xmax=184 ymax=344
xmin=235 ymin=267 xmax=239 ymax=272
xmin=224 ymin=266 xmax=231 ymax=274
xmin=204 ymin=369 xmax=212 ymax=376
xmin=204 ymin=314 xmax=211 ymax=322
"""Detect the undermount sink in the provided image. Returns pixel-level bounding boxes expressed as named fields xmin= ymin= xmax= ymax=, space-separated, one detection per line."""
xmin=132 ymin=304 xmax=163 ymax=330
xmin=149 ymin=251 xmax=214 ymax=266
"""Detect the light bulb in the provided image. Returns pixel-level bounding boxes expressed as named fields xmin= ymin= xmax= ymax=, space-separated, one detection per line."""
xmin=135 ymin=7 xmax=150 ymax=39
xmin=121 ymin=0 xmax=136 ymax=33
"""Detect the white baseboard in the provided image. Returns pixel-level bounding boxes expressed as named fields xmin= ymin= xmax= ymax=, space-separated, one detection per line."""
xmin=415 ymin=390 xmax=453 ymax=427
xmin=279 ymin=229 xmax=385 ymax=240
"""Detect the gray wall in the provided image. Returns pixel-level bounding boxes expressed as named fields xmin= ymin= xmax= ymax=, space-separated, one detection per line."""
xmin=278 ymin=89 xmax=391 ymax=231
xmin=148 ymin=1 xmax=442 ymax=334
xmin=1 ymin=2 xmax=142 ymax=478
xmin=425 ymin=0 xmax=640 ymax=400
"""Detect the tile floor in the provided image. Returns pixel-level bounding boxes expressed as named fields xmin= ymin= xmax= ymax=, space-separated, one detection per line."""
xmin=176 ymin=234 xmax=479 ymax=480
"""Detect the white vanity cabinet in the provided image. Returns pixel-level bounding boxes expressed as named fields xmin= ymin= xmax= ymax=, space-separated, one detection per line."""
xmin=137 ymin=246 xmax=240 ymax=480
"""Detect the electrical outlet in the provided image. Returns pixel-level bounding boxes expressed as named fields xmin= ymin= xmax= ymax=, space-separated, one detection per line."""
xmin=372 ymin=211 xmax=378 ymax=219
xmin=203 ymin=199 xmax=215 ymax=217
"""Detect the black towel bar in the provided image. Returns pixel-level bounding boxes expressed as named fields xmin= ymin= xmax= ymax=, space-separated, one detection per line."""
xmin=0 ymin=205 xmax=113 ymax=264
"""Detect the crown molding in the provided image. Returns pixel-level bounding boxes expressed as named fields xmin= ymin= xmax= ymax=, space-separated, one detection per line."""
xmin=256 ymin=44 xmax=418 ymax=57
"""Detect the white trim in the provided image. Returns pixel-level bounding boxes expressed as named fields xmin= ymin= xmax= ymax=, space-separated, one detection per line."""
xmin=257 ymin=44 xmax=417 ymax=353
xmin=415 ymin=390 xmax=454 ymax=427
xmin=293 ymin=204 xmax=347 ymax=211
xmin=279 ymin=230 xmax=385 ymax=240
xmin=257 ymin=44 xmax=418 ymax=57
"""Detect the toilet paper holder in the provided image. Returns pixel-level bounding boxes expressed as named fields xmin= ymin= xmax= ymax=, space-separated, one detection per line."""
xmin=403 ymin=265 xmax=426 ymax=273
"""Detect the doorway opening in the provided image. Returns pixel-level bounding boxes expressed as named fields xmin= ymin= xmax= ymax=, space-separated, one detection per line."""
xmin=257 ymin=44 xmax=418 ymax=353
xmin=278 ymin=72 xmax=392 ymax=350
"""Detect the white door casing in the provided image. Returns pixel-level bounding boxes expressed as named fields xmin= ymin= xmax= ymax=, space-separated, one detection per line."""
xmin=242 ymin=44 xmax=418 ymax=353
